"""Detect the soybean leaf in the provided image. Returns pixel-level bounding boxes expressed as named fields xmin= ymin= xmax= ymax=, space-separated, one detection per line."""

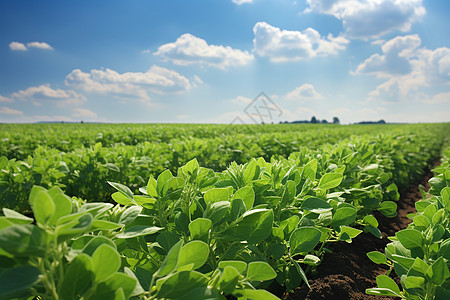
xmin=157 ymin=240 xmax=183 ymax=277
xmin=82 ymin=236 xmax=116 ymax=256
xmin=289 ymin=227 xmax=322 ymax=255
xmin=376 ymin=275 xmax=401 ymax=295
xmin=301 ymin=197 xmax=332 ymax=214
xmin=189 ymin=218 xmax=212 ymax=241
xmin=115 ymin=225 xmax=163 ymax=239
xmin=48 ymin=187 xmax=73 ymax=225
xmin=396 ymin=229 xmax=423 ymax=250
xmin=233 ymin=186 xmax=255 ymax=210
xmin=56 ymin=213 xmax=93 ymax=243
xmin=219 ymin=266 xmax=240 ymax=294
xmin=59 ymin=254 xmax=94 ymax=300
xmin=177 ymin=240 xmax=209 ymax=270
xmin=426 ymin=257 xmax=450 ymax=285
xmin=404 ymin=276 xmax=425 ymax=290
xmin=246 ymin=261 xmax=277 ymax=281
xmin=31 ymin=190 xmax=55 ymax=225
xmin=156 ymin=270 xmax=209 ymax=299
xmin=2 ymin=208 xmax=33 ymax=224
xmin=92 ymin=244 xmax=122 ymax=282
xmin=204 ymin=188 xmax=231 ymax=205
xmin=183 ymin=287 xmax=220 ymax=300
xmin=318 ymin=173 xmax=343 ymax=190
xmin=0 ymin=224 xmax=47 ymax=257
xmin=219 ymin=261 xmax=247 ymax=274
xmin=378 ymin=201 xmax=397 ymax=218
xmin=119 ymin=206 xmax=142 ymax=225
xmin=111 ymin=192 xmax=135 ymax=206
xmin=239 ymin=289 xmax=280 ymax=300
xmin=367 ymin=251 xmax=387 ymax=265
xmin=108 ymin=181 xmax=134 ymax=200
xmin=146 ymin=177 xmax=158 ymax=198
xmin=331 ymin=207 xmax=357 ymax=227
xmin=0 ymin=266 xmax=40 ymax=299
xmin=366 ymin=288 xmax=402 ymax=297
xmin=92 ymin=272 xmax=137 ymax=300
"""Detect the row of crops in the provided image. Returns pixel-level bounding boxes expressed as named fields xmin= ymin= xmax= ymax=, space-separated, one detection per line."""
xmin=0 ymin=123 xmax=449 ymax=299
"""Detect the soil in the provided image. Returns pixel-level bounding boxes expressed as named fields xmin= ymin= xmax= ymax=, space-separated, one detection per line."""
xmin=283 ymin=162 xmax=438 ymax=300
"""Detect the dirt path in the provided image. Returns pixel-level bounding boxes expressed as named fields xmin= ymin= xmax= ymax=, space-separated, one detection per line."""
xmin=284 ymin=163 xmax=437 ymax=300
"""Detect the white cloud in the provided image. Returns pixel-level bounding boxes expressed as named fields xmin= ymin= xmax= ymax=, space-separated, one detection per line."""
xmin=354 ymin=34 xmax=421 ymax=77
xmin=355 ymin=34 xmax=450 ymax=102
xmin=65 ymin=65 xmax=193 ymax=101
xmin=154 ymin=33 xmax=254 ymax=69
xmin=27 ymin=41 xmax=53 ymax=50
xmin=9 ymin=42 xmax=27 ymax=51
xmin=72 ymin=108 xmax=98 ymax=118
xmin=11 ymin=84 xmax=87 ymax=106
xmin=231 ymin=95 xmax=253 ymax=106
xmin=252 ymin=22 xmax=348 ymax=62
xmin=0 ymin=106 xmax=23 ymax=115
xmin=304 ymin=0 xmax=425 ymax=39
xmin=423 ymin=92 xmax=450 ymax=104
xmin=0 ymin=95 xmax=12 ymax=102
xmin=232 ymin=0 xmax=253 ymax=4
xmin=286 ymin=83 xmax=323 ymax=100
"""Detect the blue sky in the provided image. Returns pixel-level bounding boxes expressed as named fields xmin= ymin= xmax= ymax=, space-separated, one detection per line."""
xmin=1 ymin=0 xmax=449 ymax=124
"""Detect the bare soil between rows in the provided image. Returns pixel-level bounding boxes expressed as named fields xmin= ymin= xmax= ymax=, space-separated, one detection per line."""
xmin=283 ymin=162 xmax=439 ymax=300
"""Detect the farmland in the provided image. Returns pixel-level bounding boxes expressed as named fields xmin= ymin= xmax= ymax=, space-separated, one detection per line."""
xmin=0 ymin=122 xmax=449 ymax=300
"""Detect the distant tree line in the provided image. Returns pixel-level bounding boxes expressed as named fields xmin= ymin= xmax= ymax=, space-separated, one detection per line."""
xmin=280 ymin=116 xmax=340 ymax=124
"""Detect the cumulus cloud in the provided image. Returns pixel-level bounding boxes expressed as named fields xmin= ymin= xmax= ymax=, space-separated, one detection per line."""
xmin=354 ymin=34 xmax=421 ymax=77
xmin=231 ymin=95 xmax=253 ymax=106
xmin=286 ymin=83 xmax=323 ymax=100
xmin=9 ymin=42 xmax=27 ymax=51
xmin=154 ymin=33 xmax=254 ymax=69
xmin=252 ymin=22 xmax=348 ymax=62
xmin=232 ymin=0 xmax=253 ymax=4
xmin=11 ymin=84 xmax=86 ymax=106
xmin=304 ymin=0 xmax=426 ymax=39
xmin=27 ymin=41 xmax=53 ymax=50
xmin=72 ymin=108 xmax=98 ymax=118
xmin=65 ymin=65 xmax=192 ymax=101
xmin=355 ymin=34 xmax=450 ymax=102
xmin=0 ymin=106 xmax=23 ymax=115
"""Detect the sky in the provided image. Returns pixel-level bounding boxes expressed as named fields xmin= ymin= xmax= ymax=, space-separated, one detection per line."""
xmin=0 ymin=0 xmax=449 ymax=124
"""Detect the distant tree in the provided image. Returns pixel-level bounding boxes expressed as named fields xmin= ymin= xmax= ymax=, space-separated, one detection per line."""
xmin=333 ymin=117 xmax=340 ymax=124
xmin=310 ymin=116 xmax=318 ymax=123
xmin=321 ymin=119 xmax=328 ymax=124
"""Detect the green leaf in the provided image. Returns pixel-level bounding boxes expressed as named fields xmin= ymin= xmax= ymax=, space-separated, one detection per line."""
xmin=92 ymin=244 xmax=122 ymax=282
xmin=244 ymin=159 xmax=260 ymax=184
xmin=204 ymin=188 xmax=231 ymax=205
xmin=161 ymin=177 xmax=185 ymax=199
xmin=0 ymin=266 xmax=40 ymax=299
xmin=219 ymin=261 xmax=247 ymax=274
xmin=233 ymin=186 xmax=255 ymax=211
xmin=2 ymin=208 xmax=33 ymax=224
xmin=48 ymin=187 xmax=73 ymax=225
xmin=183 ymin=287 xmax=220 ymax=300
xmin=82 ymin=236 xmax=116 ymax=256
xmin=404 ymin=276 xmax=425 ymax=290
xmin=204 ymin=201 xmax=230 ymax=225
xmin=366 ymin=288 xmax=401 ymax=297
xmin=189 ymin=218 xmax=212 ymax=240
xmin=438 ymin=239 xmax=450 ymax=260
xmin=318 ymin=173 xmax=343 ymax=190
xmin=116 ymin=226 xmax=163 ymax=239
xmin=31 ymin=190 xmax=55 ymax=225
xmin=90 ymin=220 xmax=123 ymax=231
xmin=0 ymin=224 xmax=47 ymax=257
xmin=248 ymin=209 xmax=274 ymax=244
xmin=111 ymin=192 xmax=135 ymax=206
xmin=339 ymin=226 xmax=362 ymax=242
xmin=426 ymin=257 xmax=450 ymax=285
xmin=119 ymin=206 xmax=142 ymax=225
xmin=59 ymin=254 xmax=94 ymax=300
xmin=396 ymin=229 xmax=423 ymax=250
xmin=156 ymin=270 xmax=209 ymax=299
xmin=331 ymin=207 xmax=357 ymax=227
xmin=302 ymin=159 xmax=317 ymax=182
xmin=391 ymin=254 xmax=415 ymax=269
xmin=367 ymin=251 xmax=387 ymax=264
xmin=289 ymin=227 xmax=321 ymax=255
xmin=177 ymin=240 xmax=209 ymax=270
xmin=56 ymin=213 xmax=93 ymax=243
xmin=301 ymin=197 xmax=332 ymax=214
xmin=108 ymin=181 xmax=134 ymax=200
xmin=157 ymin=240 xmax=183 ymax=277
xmin=239 ymin=289 xmax=280 ymax=300
xmin=363 ymin=215 xmax=379 ymax=228
xmin=92 ymin=272 xmax=137 ymax=300
xmin=246 ymin=261 xmax=277 ymax=281
xmin=376 ymin=275 xmax=401 ymax=295
xmin=219 ymin=266 xmax=240 ymax=294
xmin=229 ymin=198 xmax=246 ymax=222
xmin=146 ymin=177 xmax=158 ymax=198
xmin=378 ymin=201 xmax=398 ymax=218
xmin=157 ymin=170 xmax=173 ymax=195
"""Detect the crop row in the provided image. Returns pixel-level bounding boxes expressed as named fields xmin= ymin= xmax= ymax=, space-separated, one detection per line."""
xmin=367 ymin=146 xmax=450 ymax=299
xmin=1 ymin=124 xmax=448 ymax=213
xmin=0 ymin=125 xmax=447 ymax=299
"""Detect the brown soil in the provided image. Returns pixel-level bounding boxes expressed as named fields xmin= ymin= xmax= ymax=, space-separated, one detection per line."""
xmin=284 ymin=163 xmax=438 ymax=300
